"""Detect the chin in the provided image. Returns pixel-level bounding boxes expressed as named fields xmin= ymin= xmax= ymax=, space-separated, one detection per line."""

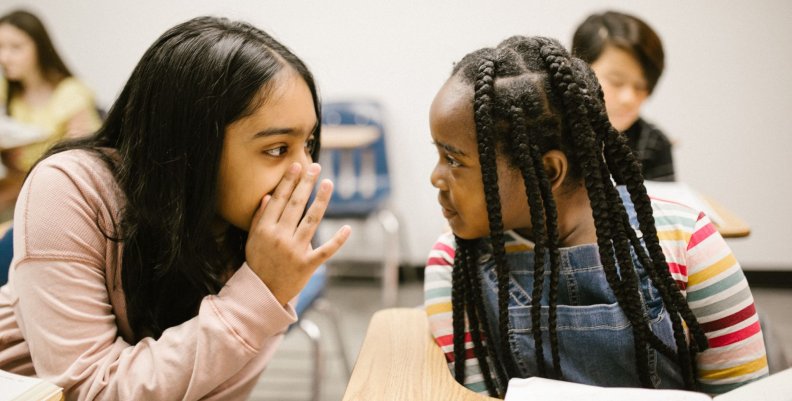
xmin=448 ymin=227 xmax=484 ymax=241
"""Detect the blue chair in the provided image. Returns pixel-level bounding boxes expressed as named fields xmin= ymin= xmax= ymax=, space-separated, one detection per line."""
xmin=0 ymin=224 xmax=12 ymax=286
xmin=319 ymin=100 xmax=402 ymax=307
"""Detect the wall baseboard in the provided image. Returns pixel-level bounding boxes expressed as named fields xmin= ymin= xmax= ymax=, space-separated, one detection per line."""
xmin=744 ymin=270 xmax=792 ymax=289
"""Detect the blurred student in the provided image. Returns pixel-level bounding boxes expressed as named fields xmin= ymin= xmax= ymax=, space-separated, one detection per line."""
xmin=572 ymin=10 xmax=675 ymax=181
xmin=0 ymin=16 xmax=350 ymax=400
xmin=0 ymin=9 xmax=101 ymax=216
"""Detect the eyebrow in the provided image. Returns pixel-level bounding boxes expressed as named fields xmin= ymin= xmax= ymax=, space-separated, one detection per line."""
xmin=252 ymin=121 xmax=319 ymax=139
xmin=432 ymin=140 xmax=467 ymax=157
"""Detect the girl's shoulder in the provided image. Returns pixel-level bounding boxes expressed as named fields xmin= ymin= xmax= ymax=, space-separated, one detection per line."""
xmin=648 ymin=195 xmax=702 ymax=234
xmin=49 ymin=77 xmax=97 ymax=111
xmin=617 ymin=185 xmax=701 ymax=234
xmin=53 ymin=77 xmax=94 ymax=97
xmin=427 ymin=231 xmax=457 ymax=267
xmin=0 ymin=78 xmax=6 ymax=104
xmin=30 ymin=149 xmax=120 ymax=203
xmin=37 ymin=148 xmax=112 ymax=174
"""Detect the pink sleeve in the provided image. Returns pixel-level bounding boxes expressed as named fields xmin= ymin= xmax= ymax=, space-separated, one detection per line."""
xmin=11 ymin=153 xmax=297 ymax=400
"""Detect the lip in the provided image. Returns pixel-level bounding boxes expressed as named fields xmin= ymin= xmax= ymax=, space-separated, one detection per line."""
xmin=441 ymin=207 xmax=457 ymax=219
xmin=437 ymin=197 xmax=457 ymax=219
xmin=612 ymin=110 xmax=638 ymax=120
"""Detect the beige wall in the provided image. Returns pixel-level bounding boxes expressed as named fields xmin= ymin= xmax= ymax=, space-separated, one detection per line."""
xmin=3 ymin=0 xmax=791 ymax=269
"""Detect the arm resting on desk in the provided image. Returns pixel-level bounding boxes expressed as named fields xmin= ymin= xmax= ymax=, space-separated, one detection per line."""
xmin=343 ymin=308 xmax=497 ymax=401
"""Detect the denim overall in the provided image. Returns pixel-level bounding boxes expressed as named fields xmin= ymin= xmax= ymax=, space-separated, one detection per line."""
xmin=478 ymin=187 xmax=685 ymax=388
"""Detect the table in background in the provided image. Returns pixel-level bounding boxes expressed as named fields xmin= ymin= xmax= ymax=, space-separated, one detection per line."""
xmin=704 ymin=195 xmax=750 ymax=238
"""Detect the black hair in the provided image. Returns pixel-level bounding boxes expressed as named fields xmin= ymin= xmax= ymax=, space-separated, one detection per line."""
xmin=571 ymin=10 xmax=664 ymax=94
xmin=447 ymin=36 xmax=707 ymax=398
xmin=41 ymin=16 xmax=321 ymax=340
xmin=0 ymin=9 xmax=73 ymax=112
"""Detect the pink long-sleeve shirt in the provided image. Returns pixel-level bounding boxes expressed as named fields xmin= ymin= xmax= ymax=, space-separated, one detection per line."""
xmin=0 ymin=149 xmax=297 ymax=400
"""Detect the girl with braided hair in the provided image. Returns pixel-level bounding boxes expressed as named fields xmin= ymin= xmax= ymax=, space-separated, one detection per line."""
xmin=424 ymin=36 xmax=767 ymax=398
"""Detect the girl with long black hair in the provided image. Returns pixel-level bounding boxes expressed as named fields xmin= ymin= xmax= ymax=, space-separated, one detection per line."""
xmin=0 ymin=16 xmax=350 ymax=400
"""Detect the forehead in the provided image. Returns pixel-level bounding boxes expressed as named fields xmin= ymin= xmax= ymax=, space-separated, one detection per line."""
xmin=593 ymin=45 xmax=645 ymax=78
xmin=0 ymin=23 xmax=31 ymax=41
xmin=430 ymin=77 xmax=476 ymax=143
xmin=248 ymin=69 xmax=313 ymax=117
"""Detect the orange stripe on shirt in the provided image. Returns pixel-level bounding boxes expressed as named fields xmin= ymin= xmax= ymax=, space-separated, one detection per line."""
xmin=427 ymin=302 xmax=452 ymax=316
xmin=698 ymin=355 xmax=767 ymax=381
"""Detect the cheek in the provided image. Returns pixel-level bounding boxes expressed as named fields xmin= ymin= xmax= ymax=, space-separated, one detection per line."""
xmin=600 ymin=84 xmax=619 ymax=107
xmin=230 ymin=168 xmax=285 ymax=226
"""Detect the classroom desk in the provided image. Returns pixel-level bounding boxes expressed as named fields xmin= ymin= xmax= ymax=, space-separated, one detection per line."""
xmin=703 ymin=195 xmax=751 ymax=238
xmin=342 ymin=308 xmax=498 ymax=401
xmin=640 ymin=181 xmax=751 ymax=239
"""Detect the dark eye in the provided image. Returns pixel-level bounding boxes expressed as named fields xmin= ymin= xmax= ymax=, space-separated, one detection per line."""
xmin=305 ymin=135 xmax=317 ymax=153
xmin=445 ymin=154 xmax=461 ymax=167
xmin=606 ymin=77 xmax=625 ymax=87
xmin=264 ymin=146 xmax=288 ymax=157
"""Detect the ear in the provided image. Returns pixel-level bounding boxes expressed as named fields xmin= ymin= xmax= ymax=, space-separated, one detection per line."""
xmin=541 ymin=150 xmax=569 ymax=192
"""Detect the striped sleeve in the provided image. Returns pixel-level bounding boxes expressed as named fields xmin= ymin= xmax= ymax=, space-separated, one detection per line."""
xmin=424 ymin=233 xmax=490 ymax=395
xmin=683 ymin=211 xmax=769 ymax=394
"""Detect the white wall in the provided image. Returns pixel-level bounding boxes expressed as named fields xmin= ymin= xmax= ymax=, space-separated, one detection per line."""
xmin=3 ymin=0 xmax=790 ymax=269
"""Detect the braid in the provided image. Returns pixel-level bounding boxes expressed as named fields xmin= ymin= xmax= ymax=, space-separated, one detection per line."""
xmin=510 ymin=106 xmax=548 ymax=377
xmin=599 ymin=122 xmax=706 ymax=388
xmin=473 ymin=56 xmax=521 ymax=380
xmin=538 ymin=40 xmax=668 ymax=387
xmin=452 ymin=243 xmax=469 ymax=383
xmin=462 ymin=239 xmax=504 ymax=397
xmin=509 ymin=105 xmax=566 ymax=379
xmin=585 ymin=51 xmax=706 ymax=389
xmin=453 ymin=238 xmax=505 ymax=396
xmin=526 ymin=125 xmax=564 ymax=380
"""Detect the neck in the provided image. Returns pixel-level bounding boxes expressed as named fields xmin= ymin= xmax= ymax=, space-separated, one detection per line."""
xmin=553 ymin=181 xmax=597 ymax=247
xmin=21 ymin=69 xmax=51 ymax=92
xmin=20 ymin=70 xmax=55 ymax=107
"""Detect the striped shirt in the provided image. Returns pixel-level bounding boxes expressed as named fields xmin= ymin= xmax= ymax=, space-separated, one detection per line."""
xmin=424 ymin=195 xmax=768 ymax=395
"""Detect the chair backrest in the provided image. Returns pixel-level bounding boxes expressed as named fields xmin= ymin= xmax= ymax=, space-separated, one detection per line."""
xmin=294 ymin=264 xmax=327 ymax=318
xmin=0 ymin=225 xmax=12 ymax=286
xmin=320 ymin=101 xmax=391 ymax=217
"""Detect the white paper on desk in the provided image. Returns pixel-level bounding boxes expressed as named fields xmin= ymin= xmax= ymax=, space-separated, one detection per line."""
xmin=642 ymin=181 xmax=725 ymax=227
xmin=0 ymin=115 xmax=49 ymax=149
xmin=504 ymin=377 xmax=711 ymax=401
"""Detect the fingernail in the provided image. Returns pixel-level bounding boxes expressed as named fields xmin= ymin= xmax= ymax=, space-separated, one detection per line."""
xmin=289 ymin=163 xmax=301 ymax=174
xmin=307 ymin=163 xmax=321 ymax=176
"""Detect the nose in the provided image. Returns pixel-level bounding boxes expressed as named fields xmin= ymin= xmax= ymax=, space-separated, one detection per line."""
xmin=430 ymin=163 xmax=447 ymax=190
xmin=617 ymin=86 xmax=638 ymax=106
xmin=297 ymin=145 xmax=312 ymax=167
